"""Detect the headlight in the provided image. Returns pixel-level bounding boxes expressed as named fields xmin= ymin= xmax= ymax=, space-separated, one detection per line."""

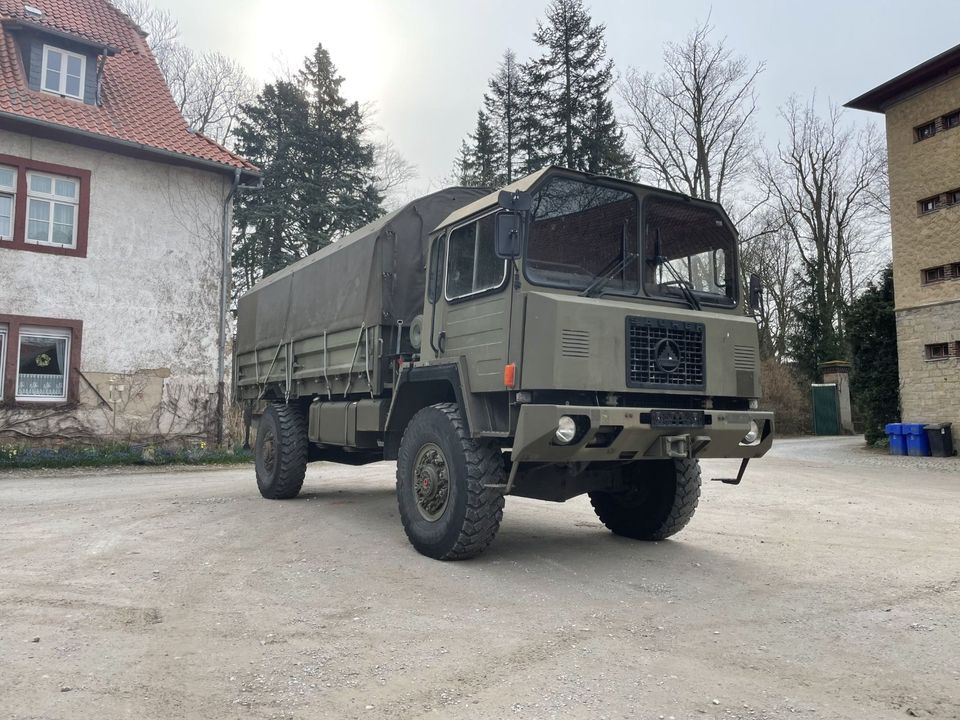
xmin=555 ymin=415 xmax=578 ymax=445
xmin=741 ymin=420 xmax=760 ymax=445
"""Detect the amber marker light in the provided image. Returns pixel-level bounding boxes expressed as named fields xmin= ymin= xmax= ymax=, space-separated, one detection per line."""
xmin=503 ymin=363 xmax=517 ymax=388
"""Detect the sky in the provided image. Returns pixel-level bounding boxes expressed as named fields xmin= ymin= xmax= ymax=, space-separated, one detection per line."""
xmin=147 ymin=0 xmax=960 ymax=196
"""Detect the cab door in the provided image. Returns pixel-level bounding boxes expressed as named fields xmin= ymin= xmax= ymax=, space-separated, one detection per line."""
xmin=429 ymin=212 xmax=513 ymax=393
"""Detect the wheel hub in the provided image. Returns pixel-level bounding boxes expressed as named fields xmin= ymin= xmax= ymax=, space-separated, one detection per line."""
xmin=413 ymin=443 xmax=449 ymax=521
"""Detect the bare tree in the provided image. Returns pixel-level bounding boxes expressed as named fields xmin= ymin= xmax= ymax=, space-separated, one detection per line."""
xmin=738 ymin=211 xmax=801 ymax=359
xmin=111 ymin=0 xmax=254 ymax=146
xmin=373 ymin=138 xmax=417 ymax=210
xmin=757 ymin=96 xmax=887 ymax=351
xmin=111 ymin=0 xmax=178 ymax=71
xmin=620 ymin=18 xmax=764 ymax=203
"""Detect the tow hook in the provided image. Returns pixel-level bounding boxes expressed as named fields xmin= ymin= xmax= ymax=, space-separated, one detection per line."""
xmin=713 ymin=458 xmax=749 ymax=485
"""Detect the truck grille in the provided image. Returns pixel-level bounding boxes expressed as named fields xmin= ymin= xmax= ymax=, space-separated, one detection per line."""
xmin=626 ymin=317 xmax=705 ymax=389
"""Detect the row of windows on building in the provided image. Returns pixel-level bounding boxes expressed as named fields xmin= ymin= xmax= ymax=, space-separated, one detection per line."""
xmin=925 ymin=341 xmax=960 ymax=361
xmin=917 ymin=189 xmax=960 ymax=215
xmin=914 ymin=108 xmax=960 ymax=141
xmin=0 ymin=321 xmax=78 ymax=403
xmin=922 ymin=261 xmax=960 ymax=285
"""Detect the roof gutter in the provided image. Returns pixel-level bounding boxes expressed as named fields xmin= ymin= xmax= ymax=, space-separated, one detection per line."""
xmin=0 ymin=111 xmax=260 ymax=181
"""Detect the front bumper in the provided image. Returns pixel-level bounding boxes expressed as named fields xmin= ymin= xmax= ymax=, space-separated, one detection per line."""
xmin=511 ymin=404 xmax=774 ymax=462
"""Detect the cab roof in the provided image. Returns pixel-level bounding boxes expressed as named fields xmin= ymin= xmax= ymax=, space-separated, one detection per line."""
xmin=432 ymin=165 xmax=728 ymax=234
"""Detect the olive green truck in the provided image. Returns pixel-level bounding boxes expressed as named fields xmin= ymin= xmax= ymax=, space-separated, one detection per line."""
xmin=235 ymin=166 xmax=773 ymax=560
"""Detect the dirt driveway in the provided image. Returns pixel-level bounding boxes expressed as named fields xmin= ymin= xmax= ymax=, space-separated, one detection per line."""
xmin=1 ymin=437 xmax=958 ymax=720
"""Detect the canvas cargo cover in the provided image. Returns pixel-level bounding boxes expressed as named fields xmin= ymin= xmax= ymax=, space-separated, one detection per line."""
xmin=236 ymin=187 xmax=489 ymax=354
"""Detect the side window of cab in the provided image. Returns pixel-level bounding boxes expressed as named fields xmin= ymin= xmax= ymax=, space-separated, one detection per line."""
xmin=428 ymin=233 xmax=445 ymax=303
xmin=444 ymin=214 xmax=505 ymax=301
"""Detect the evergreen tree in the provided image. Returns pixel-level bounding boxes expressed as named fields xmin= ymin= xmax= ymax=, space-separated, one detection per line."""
xmin=457 ymin=110 xmax=502 ymax=188
xmin=297 ymin=44 xmax=382 ymax=255
xmin=483 ymin=49 xmax=522 ymax=183
xmin=232 ymin=81 xmax=310 ymax=292
xmin=846 ymin=266 xmax=899 ymax=444
xmin=787 ymin=269 xmax=844 ymax=384
xmin=529 ymin=0 xmax=631 ymax=174
xmin=232 ymin=43 xmax=383 ymax=297
xmin=581 ymin=85 xmax=633 ymax=176
xmin=515 ymin=59 xmax=553 ymax=175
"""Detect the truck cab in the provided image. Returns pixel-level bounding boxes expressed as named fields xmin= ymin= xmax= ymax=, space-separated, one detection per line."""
xmin=236 ymin=166 xmax=773 ymax=561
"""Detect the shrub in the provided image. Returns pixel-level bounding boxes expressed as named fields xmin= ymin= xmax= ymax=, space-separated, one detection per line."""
xmin=846 ymin=266 xmax=900 ymax=444
xmin=759 ymin=358 xmax=811 ymax=435
xmin=0 ymin=443 xmax=253 ymax=470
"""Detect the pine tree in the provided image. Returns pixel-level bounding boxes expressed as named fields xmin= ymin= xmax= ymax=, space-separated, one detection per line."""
xmin=483 ymin=50 xmax=522 ymax=183
xmin=582 ymin=84 xmax=633 ymax=176
xmin=453 ymin=140 xmax=477 ymax=186
xmin=846 ymin=266 xmax=899 ymax=444
xmin=457 ymin=110 xmax=502 ymax=188
xmin=297 ymin=44 xmax=382 ymax=255
xmin=515 ymin=60 xmax=552 ymax=175
xmin=233 ymin=81 xmax=310 ymax=292
xmin=232 ymin=44 xmax=383 ymax=297
xmin=529 ymin=0 xmax=631 ymax=174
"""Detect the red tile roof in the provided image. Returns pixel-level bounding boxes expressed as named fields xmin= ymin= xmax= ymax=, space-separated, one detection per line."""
xmin=0 ymin=0 xmax=257 ymax=174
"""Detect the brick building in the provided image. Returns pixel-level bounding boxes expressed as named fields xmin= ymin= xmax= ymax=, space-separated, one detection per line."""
xmin=847 ymin=45 xmax=960 ymax=429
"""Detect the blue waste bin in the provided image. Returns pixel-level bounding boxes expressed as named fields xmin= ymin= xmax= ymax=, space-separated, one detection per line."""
xmin=885 ymin=423 xmax=906 ymax=455
xmin=903 ymin=423 xmax=931 ymax=457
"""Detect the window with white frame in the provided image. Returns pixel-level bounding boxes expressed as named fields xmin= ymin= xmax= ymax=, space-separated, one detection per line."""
xmin=16 ymin=326 xmax=71 ymax=402
xmin=26 ymin=171 xmax=79 ymax=247
xmin=0 ymin=324 xmax=7 ymax=401
xmin=41 ymin=45 xmax=85 ymax=100
xmin=0 ymin=165 xmax=15 ymax=240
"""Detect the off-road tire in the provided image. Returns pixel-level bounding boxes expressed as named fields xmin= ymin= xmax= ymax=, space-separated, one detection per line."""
xmin=589 ymin=459 xmax=701 ymax=540
xmin=255 ymin=402 xmax=308 ymax=500
xmin=396 ymin=403 xmax=505 ymax=560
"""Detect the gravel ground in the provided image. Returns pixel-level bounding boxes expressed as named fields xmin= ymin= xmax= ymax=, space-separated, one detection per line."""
xmin=1 ymin=437 xmax=958 ymax=720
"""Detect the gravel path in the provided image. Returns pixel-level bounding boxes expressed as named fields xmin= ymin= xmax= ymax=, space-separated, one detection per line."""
xmin=1 ymin=437 xmax=958 ymax=719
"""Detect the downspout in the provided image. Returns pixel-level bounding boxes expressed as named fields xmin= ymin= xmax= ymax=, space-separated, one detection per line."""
xmin=216 ymin=168 xmax=242 ymax=447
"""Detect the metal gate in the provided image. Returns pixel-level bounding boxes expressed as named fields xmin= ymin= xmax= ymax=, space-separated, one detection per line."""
xmin=811 ymin=383 xmax=840 ymax=435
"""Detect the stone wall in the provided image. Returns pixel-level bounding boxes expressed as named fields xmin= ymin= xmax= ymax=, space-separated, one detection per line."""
xmin=895 ymin=300 xmax=960 ymax=427
xmin=0 ymin=129 xmax=231 ymax=446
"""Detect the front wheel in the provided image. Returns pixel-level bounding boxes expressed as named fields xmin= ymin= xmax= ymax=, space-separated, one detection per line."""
xmin=396 ymin=403 xmax=505 ymax=560
xmin=589 ymin=459 xmax=701 ymax=540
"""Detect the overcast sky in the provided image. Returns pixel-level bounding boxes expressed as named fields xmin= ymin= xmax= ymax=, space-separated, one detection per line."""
xmin=149 ymin=0 xmax=960 ymax=194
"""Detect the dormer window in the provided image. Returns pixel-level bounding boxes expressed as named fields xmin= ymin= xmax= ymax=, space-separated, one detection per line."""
xmin=41 ymin=45 xmax=85 ymax=100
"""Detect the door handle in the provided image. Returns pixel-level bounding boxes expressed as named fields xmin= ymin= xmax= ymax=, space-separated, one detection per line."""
xmin=437 ymin=331 xmax=446 ymax=353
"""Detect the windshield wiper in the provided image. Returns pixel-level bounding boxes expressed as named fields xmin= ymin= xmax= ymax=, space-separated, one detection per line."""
xmin=654 ymin=256 xmax=702 ymax=311
xmin=579 ymin=252 xmax=639 ymax=297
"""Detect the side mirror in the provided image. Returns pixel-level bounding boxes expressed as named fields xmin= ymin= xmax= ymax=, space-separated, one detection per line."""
xmin=749 ymin=272 xmax=763 ymax=311
xmin=495 ymin=212 xmax=521 ymax=258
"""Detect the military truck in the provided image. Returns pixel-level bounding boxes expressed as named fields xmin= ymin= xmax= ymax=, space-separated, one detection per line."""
xmin=235 ymin=166 xmax=774 ymax=560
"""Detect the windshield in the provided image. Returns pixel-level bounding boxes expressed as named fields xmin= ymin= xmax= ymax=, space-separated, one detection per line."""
xmin=525 ymin=177 xmax=639 ymax=294
xmin=643 ymin=196 xmax=738 ymax=306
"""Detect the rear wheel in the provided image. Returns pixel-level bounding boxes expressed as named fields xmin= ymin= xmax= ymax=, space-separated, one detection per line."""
xmin=255 ymin=403 xmax=308 ymax=500
xmin=396 ymin=403 xmax=505 ymax=560
xmin=589 ymin=459 xmax=701 ymax=540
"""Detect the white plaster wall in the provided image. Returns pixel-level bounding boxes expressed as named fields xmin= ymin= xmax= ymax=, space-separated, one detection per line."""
xmin=0 ymin=129 xmax=232 ymax=444
xmin=0 ymin=129 xmax=229 ymax=384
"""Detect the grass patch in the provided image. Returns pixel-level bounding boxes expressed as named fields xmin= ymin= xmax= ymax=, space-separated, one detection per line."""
xmin=0 ymin=443 xmax=253 ymax=470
